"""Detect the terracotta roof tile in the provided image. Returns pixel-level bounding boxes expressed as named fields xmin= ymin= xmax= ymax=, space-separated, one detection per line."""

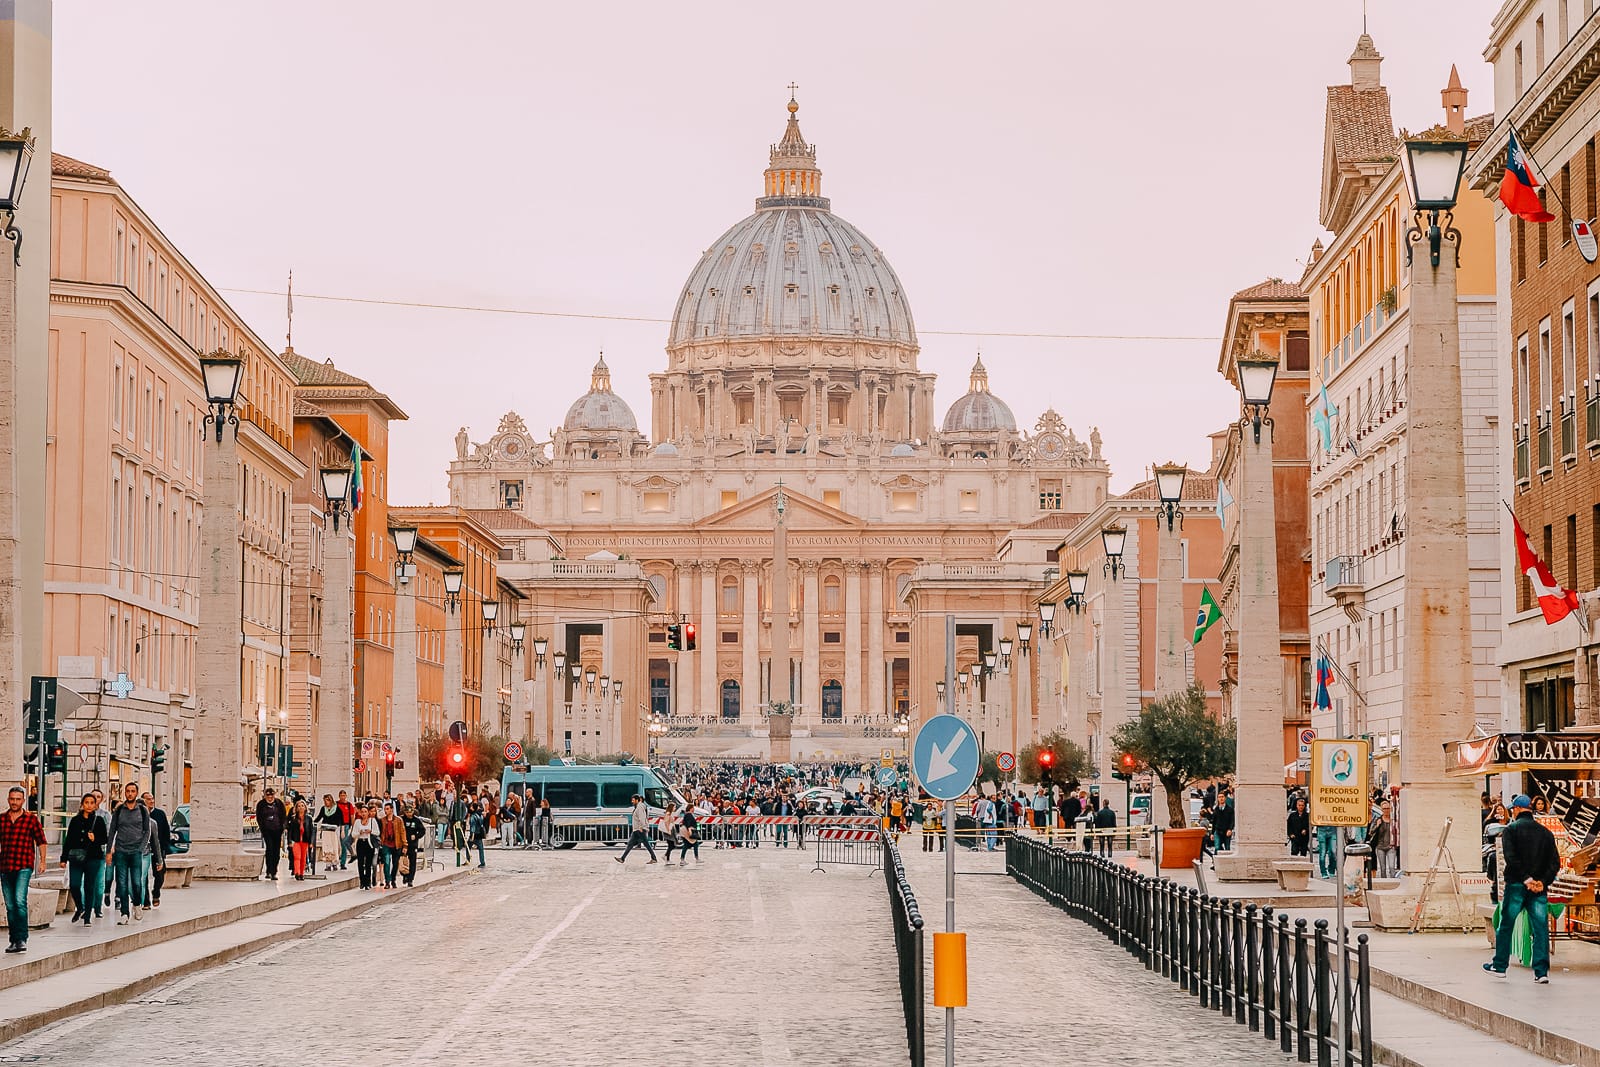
xmin=1232 ymin=278 xmax=1305 ymax=301
xmin=1119 ymin=474 xmax=1218 ymax=502
xmin=1326 ymin=86 xmax=1399 ymax=166
xmin=50 ymin=152 xmax=112 ymax=181
xmin=465 ymin=509 xmax=546 ymax=532
xmin=1019 ymin=512 xmax=1088 ymax=530
xmin=1463 ymin=112 xmax=1493 ymax=143
xmin=292 ymin=397 xmax=331 ymax=419
xmin=280 ymin=348 xmax=373 ymax=388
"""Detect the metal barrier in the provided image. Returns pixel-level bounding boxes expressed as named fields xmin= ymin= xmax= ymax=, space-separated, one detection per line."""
xmin=811 ymin=822 xmax=885 ymax=872
xmin=1006 ymin=836 xmax=1373 ymax=1066
xmin=882 ymin=834 xmax=925 ymax=1067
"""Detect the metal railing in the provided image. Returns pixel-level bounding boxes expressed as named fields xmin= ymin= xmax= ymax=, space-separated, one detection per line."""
xmin=882 ymin=834 xmax=925 ymax=1067
xmin=1006 ymin=837 xmax=1372 ymax=1066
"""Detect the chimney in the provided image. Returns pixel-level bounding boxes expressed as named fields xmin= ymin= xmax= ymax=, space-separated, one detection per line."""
xmin=1349 ymin=34 xmax=1383 ymax=92
xmin=1442 ymin=64 xmax=1468 ymax=136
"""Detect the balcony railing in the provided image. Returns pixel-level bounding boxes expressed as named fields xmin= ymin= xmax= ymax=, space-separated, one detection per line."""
xmin=1537 ymin=423 xmax=1552 ymax=472
xmin=1588 ymin=389 xmax=1600 ymax=448
xmin=1561 ymin=407 xmax=1577 ymax=460
xmin=1515 ymin=433 xmax=1530 ymax=483
xmin=1324 ymin=555 xmax=1362 ymax=593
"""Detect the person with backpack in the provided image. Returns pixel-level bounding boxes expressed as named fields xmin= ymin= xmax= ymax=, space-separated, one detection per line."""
xmin=254 ymin=787 xmax=288 ymax=881
xmin=108 ymin=783 xmax=152 ymax=925
xmin=470 ymin=795 xmax=490 ymax=868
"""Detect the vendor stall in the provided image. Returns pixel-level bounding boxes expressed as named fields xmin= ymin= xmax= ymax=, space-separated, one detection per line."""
xmin=1445 ymin=731 xmax=1600 ymax=943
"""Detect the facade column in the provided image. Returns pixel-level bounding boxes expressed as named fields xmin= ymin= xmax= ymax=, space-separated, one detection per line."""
xmin=509 ymin=646 xmax=527 ymax=744
xmin=443 ymin=600 xmax=463 ymax=729
xmin=1099 ymin=541 xmax=1133 ymax=820
xmin=380 ymin=551 xmax=413 ymax=794
xmin=1155 ymin=521 xmax=1187 ymax=695
xmin=1017 ymin=633 xmax=1033 ymax=747
xmin=802 ymin=561 xmax=820 ymax=722
xmin=844 ymin=561 xmax=863 ymax=714
xmin=1215 ymin=426 xmax=1286 ymax=881
xmin=530 ymin=625 xmax=549 ymax=748
xmin=741 ymin=561 xmax=760 ymax=718
xmin=1366 ymin=212 xmax=1487 ymax=927
xmin=191 ymin=423 xmax=254 ymax=876
xmin=0 ymin=218 xmax=22 ymax=783
xmin=700 ymin=562 xmax=717 ymax=716
xmin=866 ymin=562 xmax=885 ymax=716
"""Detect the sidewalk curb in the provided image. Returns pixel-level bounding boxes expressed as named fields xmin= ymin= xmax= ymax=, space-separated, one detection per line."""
xmin=0 ymin=867 xmax=476 ymax=1046
xmin=1370 ymin=964 xmax=1598 ymax=1067
xmin=0 ymin=872 xmax=357 ymax=994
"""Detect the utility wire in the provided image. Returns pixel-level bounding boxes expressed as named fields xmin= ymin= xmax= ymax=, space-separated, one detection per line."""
xmin=219 ymin=286 xmax=1219 ymax=344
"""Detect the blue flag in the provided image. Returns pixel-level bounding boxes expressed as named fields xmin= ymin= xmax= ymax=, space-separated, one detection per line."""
xmin=1314 ymin=654 xmax=1333 ymax=713
xmin=1312 ymin=384 xmax=1338 ymax=452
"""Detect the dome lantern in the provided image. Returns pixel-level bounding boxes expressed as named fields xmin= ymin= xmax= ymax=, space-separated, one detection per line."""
xmin=758 ymin=88 xmax=828 ymax=210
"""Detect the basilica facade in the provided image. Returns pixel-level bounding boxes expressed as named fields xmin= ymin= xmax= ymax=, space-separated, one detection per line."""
xmin=447 ymin=98 xmax=1109 ymax=759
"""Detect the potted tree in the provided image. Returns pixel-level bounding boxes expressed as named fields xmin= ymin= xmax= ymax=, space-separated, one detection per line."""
xmin=1112 ymin=684 xmax=1236 ymax=869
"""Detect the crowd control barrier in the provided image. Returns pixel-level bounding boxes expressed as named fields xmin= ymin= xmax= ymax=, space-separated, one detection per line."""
xmin=882 ymin=834 xmax=925 ymax=1067
xmin=1006 ymin=836 xmax=1373 ymax=1066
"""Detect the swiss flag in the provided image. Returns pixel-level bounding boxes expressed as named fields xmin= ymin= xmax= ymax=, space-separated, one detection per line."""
xmin=1500 ymin=129 xmax=1557 ymax=222
xmin=1512 ymin=512 xmax=1580 ymax=624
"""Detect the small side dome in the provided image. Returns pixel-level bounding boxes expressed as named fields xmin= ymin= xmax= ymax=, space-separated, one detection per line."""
xmin=889 ymin=442 xmax=916 ymax=457
xmin=651 ymin=441 xmax=680 ymax=457
xmin=942 ymin=356 xmax=1016 ymax=433
xmin=563 ymin=353 xmax=639 ymax=432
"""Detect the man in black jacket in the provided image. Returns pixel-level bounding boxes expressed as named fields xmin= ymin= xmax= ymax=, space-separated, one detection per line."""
xmin=255 ymin=788 xmax=288 ymax=881
xmin=1485 ymin=795 xmax=1561 ymax=983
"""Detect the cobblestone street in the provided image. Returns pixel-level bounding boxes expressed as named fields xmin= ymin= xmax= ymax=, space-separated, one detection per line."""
xmin=0 ymin=842 xmax=1294 ymax=1066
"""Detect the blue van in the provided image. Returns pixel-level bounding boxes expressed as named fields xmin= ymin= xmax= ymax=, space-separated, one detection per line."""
xmin=500 ymin=762 xmax=685 ymax=848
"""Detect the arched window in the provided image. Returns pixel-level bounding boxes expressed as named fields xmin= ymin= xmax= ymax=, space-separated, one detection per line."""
xmin=823 ymin=576 xmax=842 ymax=613
xmin=721 ymin=679 xmax=741 ymax=719
xmin=822 ymin=679 xmax=843 ymax=720
xmin=721 ymin=576 xmax=739 ymax=614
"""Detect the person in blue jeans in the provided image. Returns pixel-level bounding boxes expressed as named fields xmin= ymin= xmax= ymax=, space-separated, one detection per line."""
xmin=0 ymin=786 xmax=48 ymax=952
xmin=107 ymin=783 xmax=153 ymax=925
xmin=1485 ymin=795 xmax=1561 ymax=984
xmin=1315 ymin=824 xmax=1339 ymax=880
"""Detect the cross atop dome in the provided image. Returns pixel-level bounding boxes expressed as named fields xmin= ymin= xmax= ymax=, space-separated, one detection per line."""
xmin=759 ymin=89 xmax=829 ymax=210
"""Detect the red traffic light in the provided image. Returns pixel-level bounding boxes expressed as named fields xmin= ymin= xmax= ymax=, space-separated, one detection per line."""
xmin=385 ymin=750 xmax=396 ymax=766
xmin=449 ymin=749 xmax=464 ymax=767
xmin=1120 ymin=753 xmax=1137 ymax=771
xmin=1038 ymin=749 xmax=1054 ymax=767
xmin=683 ymin=622 xmax=697 ymax=651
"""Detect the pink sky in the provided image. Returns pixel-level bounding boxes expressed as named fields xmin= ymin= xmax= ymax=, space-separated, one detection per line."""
xmin=53 ymin=2 xmax=1500 ymax=504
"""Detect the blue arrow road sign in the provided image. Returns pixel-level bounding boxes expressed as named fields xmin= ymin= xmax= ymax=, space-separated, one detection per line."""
xmin=876 ymin=765 xmax=898 ymax=787
xmin=911 ymin=714 xmax=980 ymax=802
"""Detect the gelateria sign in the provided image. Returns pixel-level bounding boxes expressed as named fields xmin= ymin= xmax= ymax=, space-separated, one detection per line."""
xmin=1444 ymin=731 xmax=1600 ymax=846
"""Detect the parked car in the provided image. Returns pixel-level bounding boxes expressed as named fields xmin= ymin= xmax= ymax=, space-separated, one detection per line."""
xmin=168 ymin=804 xmax=191 ymax=854
xmin=1129 ymin=794 xmax=1152 ymax=826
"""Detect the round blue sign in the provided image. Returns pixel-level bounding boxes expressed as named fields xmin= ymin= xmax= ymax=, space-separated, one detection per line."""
xmin=911 ymin=714 xmax=981 ymax=801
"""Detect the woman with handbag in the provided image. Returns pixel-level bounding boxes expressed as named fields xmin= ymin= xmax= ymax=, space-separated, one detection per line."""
xmin=286 ymin=798 xmax=316 ymax=881
xmin=350 ymin=804 xmax=380 ymax=890
xmin=62 ymin=792 xmax=107 ymax=925
xmin=378 ymin=802 xmax=407 ymax=888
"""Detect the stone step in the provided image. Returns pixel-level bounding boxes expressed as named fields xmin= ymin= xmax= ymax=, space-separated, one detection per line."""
xmin=1369 ymin=987 xmax=1567 ymax=1067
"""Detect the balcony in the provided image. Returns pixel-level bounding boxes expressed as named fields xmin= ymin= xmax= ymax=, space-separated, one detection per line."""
xmin=1587 ymin=388 xmax=1600 ymax=451
xmin=1560 ymin=405 xmax=1577 ymax=463
xmin=1324 ymin=555 xmax=1364 ymax=621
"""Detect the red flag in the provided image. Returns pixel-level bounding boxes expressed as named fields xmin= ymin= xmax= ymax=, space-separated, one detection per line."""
xmin=1511 ymin=512 xmax=1579 ymax=624
xmin=1500 ymin=130 xmax=1556 ymax=223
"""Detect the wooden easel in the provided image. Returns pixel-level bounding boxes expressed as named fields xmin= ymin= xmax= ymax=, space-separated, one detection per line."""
xmin=1410 ymin=816 xmax=1471 ymax=933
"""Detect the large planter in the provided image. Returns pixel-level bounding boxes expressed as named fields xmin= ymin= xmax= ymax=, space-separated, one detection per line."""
xmin=1159 ymin=827 xmax=1208 ymax=870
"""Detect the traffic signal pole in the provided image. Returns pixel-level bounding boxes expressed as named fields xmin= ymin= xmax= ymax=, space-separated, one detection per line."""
xmin=943 ymin=613 xmax=956 ymax=1067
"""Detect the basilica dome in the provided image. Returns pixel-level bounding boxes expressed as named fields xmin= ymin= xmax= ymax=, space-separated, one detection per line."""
xmin=942 ymin=357 xmax=1016 ymax=433
xmin=563 ymin=354 xmax=638 ymax=432
xmin=668 ymin=97 xmax=916 ymax=348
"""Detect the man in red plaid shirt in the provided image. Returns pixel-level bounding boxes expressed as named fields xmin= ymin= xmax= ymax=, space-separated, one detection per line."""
xmin=1 ymin=785 xmax=47 ymax=952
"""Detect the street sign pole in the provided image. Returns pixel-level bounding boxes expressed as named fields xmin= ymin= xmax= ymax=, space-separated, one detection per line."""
xmin=943 ymin=612 xmax=956 ymax=1067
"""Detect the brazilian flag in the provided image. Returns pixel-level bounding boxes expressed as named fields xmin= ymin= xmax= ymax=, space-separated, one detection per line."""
xmin=1192 ymin=587 xmax=1222 ymax=645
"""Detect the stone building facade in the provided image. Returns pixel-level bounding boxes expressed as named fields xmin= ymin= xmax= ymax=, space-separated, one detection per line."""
xmin=44 ymin=152 xmax=303 ymax=813
xmin=1471 ymin=0 xmax=1600 ymax=734
xmin=448 ymin=97 xmax=1111 ymax=759
xmin=1305 ymin=39 xmax=1503 ymax=787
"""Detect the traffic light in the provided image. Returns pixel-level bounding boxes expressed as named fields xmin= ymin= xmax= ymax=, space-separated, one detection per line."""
xmin=665 ymin=624 xmax=681 ymax=650
xmin=449 ymin=747 xmax=466 ymax=771
xmin=683 ymin=622 xmax=697 ymax=651
xmin=151 ymin=742 xmax=167 ymax=774
xmin=384 ymin=749 xmax=397 ymax=779
xmin=1037 ymin=747 xmax=1055 ymax=790
xmin=46 ymin=740 xmax=67 ymax=774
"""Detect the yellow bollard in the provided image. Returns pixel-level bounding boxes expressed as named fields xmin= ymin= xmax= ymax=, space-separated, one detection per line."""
xmin=932 ymin=931 xmax=967 ymax=1007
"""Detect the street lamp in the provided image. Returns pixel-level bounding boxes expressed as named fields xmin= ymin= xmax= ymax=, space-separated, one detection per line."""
xmin=443 ymin=569 xmax=463 ymax=612
xmin=934 ymin=678 xmax=946 ymax=708
xmin=957 ymin=669 xmax=969 ymax=693
xmin=1066 ymin=570 xmax=1089 ymax=614
xmin=1016 ymin=621 xmax=1032 ymax=657
xmin=391 ymin=524 xmax=418 ymax=585
xmin=199 ymin=352 xmax=244 ymax=444
xmin=532 ymin=635 xmax=548 ymax=669
xmin=1101 ymin=524 xmax=1126 ymax=580
xmin=481 ymin=598 xmax=498 ymax=634
xmin=998 ymin=637 xmax=1014 ymax=671
xmin=983 ymin=650 xmax=998 ymax=675
xmin=1038 ymin=599 xmax=1056 ymax=638
xmin=1154 ymin=462 xmax=1187 ymax=532
xmin=509 ymin=621 xmax=525 ymax=654
xmin=553 ymin=649 xmax=567 ymax=679
xmin=599 ymin=675 xmax=610 ymax=697
xmin=319 ymin=464 xmax=353 ymax=533
xmin=584 ymin=667 xmax=597 ymax=694
xmin=0 ymin=125 xmax=35 ymax=263
xmin=613 ymin=680 xmax=624 ymax=705
xmin=1236 ymin=354 xmax=1280 ymax=444
xmin=1404 ymin=128 xmax=1469 ymax=267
